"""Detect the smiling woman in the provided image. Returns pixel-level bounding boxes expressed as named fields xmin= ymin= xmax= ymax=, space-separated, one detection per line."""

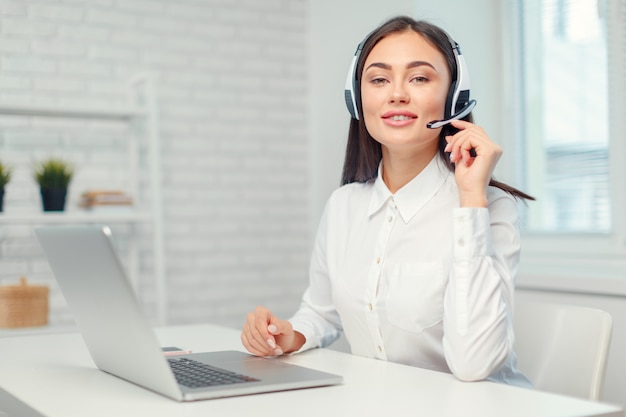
xmin=359 ymin=30 xmax=450 ymax=188
xmin=241 ymin=15 xmax=534 ymax=388
xmin=342 ymin=17 xmax=534 ymax=202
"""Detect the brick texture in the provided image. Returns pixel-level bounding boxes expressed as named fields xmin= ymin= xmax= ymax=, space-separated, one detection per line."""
xmin=0 ymin=0 xmax=310 ymax=330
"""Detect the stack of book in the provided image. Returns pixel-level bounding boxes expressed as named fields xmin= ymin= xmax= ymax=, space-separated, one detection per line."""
xmin=79 ymin=190 xmax=133 ymax=211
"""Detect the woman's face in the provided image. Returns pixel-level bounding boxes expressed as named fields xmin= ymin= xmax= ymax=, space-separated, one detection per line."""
xmin=360 ymin=30 xmax=450 ymax=154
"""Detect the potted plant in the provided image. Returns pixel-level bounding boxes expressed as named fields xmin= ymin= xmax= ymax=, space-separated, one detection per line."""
xmin=0 ymin=161 xmax=12 ymax=212
xmin=34 ymin=158 xmax=74 ymax=212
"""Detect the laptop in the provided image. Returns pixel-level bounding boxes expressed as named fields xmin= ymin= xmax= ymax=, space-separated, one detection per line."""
xmin=34 ymin=225 xmax=342 ymax=402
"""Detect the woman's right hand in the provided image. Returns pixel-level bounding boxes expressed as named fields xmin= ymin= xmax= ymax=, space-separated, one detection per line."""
xmin=241 ymin=306 xmax=305 ymax=357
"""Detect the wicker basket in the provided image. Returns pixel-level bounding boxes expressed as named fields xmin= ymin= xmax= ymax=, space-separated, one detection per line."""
xmin=0 ymin=276 xmax=49 ymax=328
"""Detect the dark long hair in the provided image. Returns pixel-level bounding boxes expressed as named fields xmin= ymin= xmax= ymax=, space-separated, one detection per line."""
xmin=340 ymin=16 xmax=534 ymax=201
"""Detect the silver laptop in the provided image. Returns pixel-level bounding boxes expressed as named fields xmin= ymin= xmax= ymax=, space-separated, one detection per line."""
xmin=34 ymin=225 xmax=342 ymax=402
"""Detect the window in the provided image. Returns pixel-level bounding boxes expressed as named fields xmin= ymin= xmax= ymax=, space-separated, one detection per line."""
xmin=521 ymin=0 xmax=609 ymax=233
xmin=507 ymin=0 xmax=626 ymax=280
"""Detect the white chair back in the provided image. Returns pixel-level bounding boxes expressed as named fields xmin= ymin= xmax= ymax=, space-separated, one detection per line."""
xmin=514 ymin=301 xmax=612 ymax=400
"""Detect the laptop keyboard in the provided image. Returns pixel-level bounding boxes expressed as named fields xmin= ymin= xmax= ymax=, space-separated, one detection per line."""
xmin=168 ymin=357 xmax=259 ymax=388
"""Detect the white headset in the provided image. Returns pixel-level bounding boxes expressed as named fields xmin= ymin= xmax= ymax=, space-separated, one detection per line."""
xmin=343 ymin=33 xmax=477 ymax=128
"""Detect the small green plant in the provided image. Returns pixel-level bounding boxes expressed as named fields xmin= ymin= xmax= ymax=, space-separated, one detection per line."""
xmin=34 ymin=158 xmax=74 ymax=190
xmin=0 ymin=161 xmax=12 ymax=189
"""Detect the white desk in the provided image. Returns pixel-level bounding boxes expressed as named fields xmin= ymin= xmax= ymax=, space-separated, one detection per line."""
xmin=0 ymin=324 xmax=623 ymax=417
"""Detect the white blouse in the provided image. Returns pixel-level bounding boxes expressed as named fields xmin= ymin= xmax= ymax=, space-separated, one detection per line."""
xmin=289 ymin=155 xmax=532 ymax=388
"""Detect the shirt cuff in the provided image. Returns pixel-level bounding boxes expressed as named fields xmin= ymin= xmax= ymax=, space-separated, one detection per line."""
xmin=288 ymin=318 xmax=320 ymax=354
xmin=453 ymin=207 xmax=493 ymax=260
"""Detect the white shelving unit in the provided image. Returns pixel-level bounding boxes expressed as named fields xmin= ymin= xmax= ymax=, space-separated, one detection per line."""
xmin=0 ymin=74 xmax=167 ymax=325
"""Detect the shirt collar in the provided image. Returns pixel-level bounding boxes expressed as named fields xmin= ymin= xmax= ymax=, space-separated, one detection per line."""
xmin=368 ymin=155 xmax=451 ymax=223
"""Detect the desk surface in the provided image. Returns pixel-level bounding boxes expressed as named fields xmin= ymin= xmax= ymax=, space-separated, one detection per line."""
xmin=0 ymin=324 xmax=623 ymax=417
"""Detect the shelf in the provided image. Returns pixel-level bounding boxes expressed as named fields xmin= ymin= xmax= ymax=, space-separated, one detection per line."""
xmin=0 ymin=210 xmax=153 ymax=224
xmin=0 ymin=75 xmax=167 ymax=325
xmin=0 ymin=102 xmax=146 ymax=120
xmin=0 ymin=324 xmax=77 ymax=338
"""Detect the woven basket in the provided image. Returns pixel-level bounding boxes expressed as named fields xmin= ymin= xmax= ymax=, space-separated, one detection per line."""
xmin=0 ymin=276 xmax=49 ymax=328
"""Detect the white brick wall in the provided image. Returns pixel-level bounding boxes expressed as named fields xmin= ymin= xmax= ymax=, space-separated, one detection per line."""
xmin=0 ymin=0 xmax=310 ymax=330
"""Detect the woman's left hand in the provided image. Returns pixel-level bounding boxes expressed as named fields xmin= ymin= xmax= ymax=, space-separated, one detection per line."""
xmin=444 ymin=119 xmax=502 ymax=208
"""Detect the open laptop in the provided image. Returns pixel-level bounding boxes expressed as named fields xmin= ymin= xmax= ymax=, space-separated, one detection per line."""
xmin=34 ymin=225 xmax=342 ymax=401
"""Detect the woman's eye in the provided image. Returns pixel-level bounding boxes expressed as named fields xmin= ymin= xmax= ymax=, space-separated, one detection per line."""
xmin=370 ymin=77 xmax=388 ymax=85
xmin=411 ymin=76 xmax=428 ymax=84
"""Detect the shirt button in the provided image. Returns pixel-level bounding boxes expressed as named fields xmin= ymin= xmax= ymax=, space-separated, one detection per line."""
xmin=377 ymin=345 xmax=383 ymax=352
xmin=376 ymin=257 xmax=381 ymax=264
xmin=368 ymin=303 xmax=373 ymax=311
xmin=387 ymin=215 xmax=393 ymax=222
xmin=458 ymin=239 xmax=465 ymax=247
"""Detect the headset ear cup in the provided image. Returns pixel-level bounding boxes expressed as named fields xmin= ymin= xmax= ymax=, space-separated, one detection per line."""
xmin=455 ymin=90 xmax=470 ymax=115
xmin=445 ymin=80 xmax=458 ymax=119
xmin=344 ymin=89 xmax=357 ymax=119
xmin=344 ymin=49 xmax=361 ymax=119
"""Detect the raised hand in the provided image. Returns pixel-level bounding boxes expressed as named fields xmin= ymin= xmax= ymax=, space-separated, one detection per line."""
xmin=444 ymin=119 xmax=502 ymax=208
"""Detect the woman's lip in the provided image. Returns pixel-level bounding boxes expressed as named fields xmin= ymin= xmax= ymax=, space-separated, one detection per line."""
xmin=381 ymin=110 xmax=417 ymax=118
xmin=381 ymin=111 xmax=418 ymax=127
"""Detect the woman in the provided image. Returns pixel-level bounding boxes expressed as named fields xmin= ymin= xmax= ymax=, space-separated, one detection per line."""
xmin=241 ymin=15 xmax=534 ymax=387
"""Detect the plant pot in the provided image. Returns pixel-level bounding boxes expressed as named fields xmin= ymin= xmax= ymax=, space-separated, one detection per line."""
xmin=0 ymin=189 xmax=4 ymax=212
xmin=40 ymin=188 xmax=67 ymax=212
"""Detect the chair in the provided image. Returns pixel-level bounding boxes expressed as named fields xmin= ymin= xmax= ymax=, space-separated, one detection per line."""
xmin=513 ymin=300 xmax=613 ymax=400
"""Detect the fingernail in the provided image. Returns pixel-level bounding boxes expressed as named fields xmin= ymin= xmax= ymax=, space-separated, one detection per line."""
xmin=274 ymin=348 xmax=283 ymax=356
xmin=268 ymin=324 xmax=278 ymax=334
xmin=267 ymin=338 xmax=276 ymax=349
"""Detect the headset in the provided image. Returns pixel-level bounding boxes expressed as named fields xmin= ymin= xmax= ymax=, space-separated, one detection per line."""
xmin=343 ymin=31 xmax=477 ymax=129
